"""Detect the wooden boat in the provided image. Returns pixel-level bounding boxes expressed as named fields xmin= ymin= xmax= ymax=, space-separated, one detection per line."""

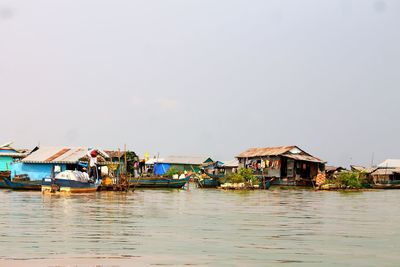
xmin=205 ymin=173 xmax=225 ymax=179
xmin=41 ymin=170 xmax=101 ymax=194
xmin=0 ymin=171 xmax=11 ymax=188
xmin=42 ymin=178 xmax=101 ymax=193
xmin=197 ymin=178 xmax=221 ymax=188
xmin=3 ymin=178 xmax=42 ymax=191
xmin=196 ymin=173 xmax=224 ymax=188
xmin=371 ymin=181 xmax=400 ymax=189
xmin=131 ymin=174 xmax=191 ymax=189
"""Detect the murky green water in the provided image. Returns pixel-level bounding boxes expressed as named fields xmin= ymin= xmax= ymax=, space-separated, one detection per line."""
xmin=0 ymin=186 xmax=399 ymax=266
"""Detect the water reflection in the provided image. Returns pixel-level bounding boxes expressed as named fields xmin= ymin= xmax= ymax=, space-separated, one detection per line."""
xmin=0 ymin=187 xmax=399 ymax=266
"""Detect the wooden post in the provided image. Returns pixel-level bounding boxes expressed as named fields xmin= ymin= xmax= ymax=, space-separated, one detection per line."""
xmin=124 ymin=144 xmax=127 ymax=174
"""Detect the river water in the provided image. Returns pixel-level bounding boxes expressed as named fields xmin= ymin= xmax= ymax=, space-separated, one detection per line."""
xmin=0 ymin=186 xmax=399 ymax=266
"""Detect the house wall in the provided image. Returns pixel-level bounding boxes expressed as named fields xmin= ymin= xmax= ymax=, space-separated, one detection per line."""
xmin=224 ymin=167 xmax=237 ymax=174
xmin=240 ymin=156 xmax=322 ymax=181
xmin=10 ymin=162 xmax=67 ymax=180
xmin=171 ymin=164 xmax=201 ymax=173
xmin=240 ymin=156 xmax=282 ymax=178
xmin=0 ymin=156 xmax=13 ymax=171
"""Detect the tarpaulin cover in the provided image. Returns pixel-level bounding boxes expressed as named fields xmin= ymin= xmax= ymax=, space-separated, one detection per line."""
xmin=154 ymin=163 xmax=171 ymax=176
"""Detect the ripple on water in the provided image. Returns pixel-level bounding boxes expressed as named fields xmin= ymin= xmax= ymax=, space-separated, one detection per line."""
xmin=0 ymin=188 xmax=400 ymax=266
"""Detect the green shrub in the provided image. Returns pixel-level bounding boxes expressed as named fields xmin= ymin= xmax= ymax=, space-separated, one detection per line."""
xmin=225 ymin=168 xmax=257 ymax=184
xmin=337 ymin=172 xmax=362 ymax=188
xmin=164 ymin=167 xmax=179 ymax=178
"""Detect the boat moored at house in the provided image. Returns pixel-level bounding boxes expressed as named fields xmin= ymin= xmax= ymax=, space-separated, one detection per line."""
xmin=130 ymin=174 xmax=191 ymax=189
xmin=0 ymin=142 xmax=28 ymax=188
xmin=41 ymin=170 xmax=101 ymax=194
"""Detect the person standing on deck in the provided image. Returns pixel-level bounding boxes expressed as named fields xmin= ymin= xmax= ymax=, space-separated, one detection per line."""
xmin=87 ymin=149 xmax=98 ymax=181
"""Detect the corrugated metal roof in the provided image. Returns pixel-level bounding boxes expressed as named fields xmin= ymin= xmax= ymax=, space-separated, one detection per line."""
xmin=163 ymin=156 xmax=212 ymax=165
xmin=236 ymin=145 xmax=325 ymax=163
xmin=351 ymin=165 xmax=367 ymax=172
xmin=222 ymin=159 xmax=239 ymax=167
xmin=145 ymin=158 xmax=165 ymax=165
xmin=237 ymin=146 xmax=296 ymax=158
xmin=104 ymin=150 xmax=123 ymax=158
xmin=0 ymin=153 xmax=26 ymax=158
xmin=284 ymin=153 xmax=325 ymax=163
xmin=22 ymin=147 xmax=109 ymax=164
xmin=378 ymin=159 xmax=400 ymax=168
xmin=371 ymin=168 xmax=400 ymax=175
xmin=325 ymin=166 xmax=341 ymax=172
xmin=0 ymin=146 xmax=29 ymax=158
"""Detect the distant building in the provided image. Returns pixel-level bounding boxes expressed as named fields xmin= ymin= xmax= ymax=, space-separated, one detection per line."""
xmin=153 ymin=156 xmax=213 ymax=175
xmin=236 ymin=146 xmax=325 ymax=186
xmin=0 ymin=144 xmax=27 ymax=172
xmin=370 ymin=159 xmax=400 ymax=183
xmin=222 ymin=159 xmax=239 ymax=174
xmin=325 ymin=166 xmax=347 ymax=179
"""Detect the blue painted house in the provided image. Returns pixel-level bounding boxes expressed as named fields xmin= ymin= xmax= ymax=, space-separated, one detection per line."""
xmin=11 ymin=146 xmax=109 ymax=181
xmin=0 ymin=145 xmax=27 ymax=172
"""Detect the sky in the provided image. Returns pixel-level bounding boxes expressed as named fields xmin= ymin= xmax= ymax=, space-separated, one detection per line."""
xmin=0 ymin=0 xmax=399 ymax=167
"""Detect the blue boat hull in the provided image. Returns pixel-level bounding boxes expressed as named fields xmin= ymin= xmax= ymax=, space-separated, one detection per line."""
xmin=0 ymin=172 xmax=11 ymax=188
xmin=42 ymin=178 xmax=100 ymax=193
xmin=131 ymin=176 xmax=190 ymax=188
xmin=0 ymin=180 xmax=8 ymax=189
xmin=3 ymin=178 xmax=42 ymax=191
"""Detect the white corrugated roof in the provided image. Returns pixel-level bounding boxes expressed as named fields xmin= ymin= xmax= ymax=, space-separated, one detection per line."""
xmin=222 ymin=159 xmax=239 ymax=167
xmin=371 ymin=168 xmax=400 ymax=175
xmin=22 ymin=147 xmax=109 ymax=164
xmin=163 ymin=155 xmax=212 ymax=165
xmin=145 ymin=158 xmax=165 ymax=165
xmin=378 ymin=159 xmax=400 ymax=168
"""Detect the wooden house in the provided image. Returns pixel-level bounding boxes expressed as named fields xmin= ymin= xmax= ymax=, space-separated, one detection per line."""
xmin=236 ymin=146 xmax=325 ymax=186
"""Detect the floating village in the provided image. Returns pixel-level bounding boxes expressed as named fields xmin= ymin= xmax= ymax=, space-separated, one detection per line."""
xmin=0 ymin=141 xmax=399 ymax=193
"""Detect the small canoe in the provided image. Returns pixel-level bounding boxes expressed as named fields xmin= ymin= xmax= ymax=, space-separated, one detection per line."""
xmin=205 ymin=173 xmax=225 ymax=179
xmin=196 ymin=178 xmax=221 ymax=188
xmin=42 ymin=178 xmax=101 ymax=194
xmin=371 ymin=183 xmax=400 ymax=189
xmin=195 ymin=173 xmax=224 ymax=188
xmin=0 ymin=171 xmax=11 ymax=189
xmin=131 ymin=175 xmax=190 ymax=189
xmin=0 ymin=178 xmax=8 ymax=189
xmin=3 ymin=178 xmax=42 ymax=191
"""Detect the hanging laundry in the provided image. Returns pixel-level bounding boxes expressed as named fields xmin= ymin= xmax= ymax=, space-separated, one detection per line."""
xmin=261 ymin=160 xmax=265 ymax=169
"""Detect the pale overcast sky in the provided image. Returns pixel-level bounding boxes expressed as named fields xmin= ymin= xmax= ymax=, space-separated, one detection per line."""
xmin=0 ymin=0 xmax=399 ymax=167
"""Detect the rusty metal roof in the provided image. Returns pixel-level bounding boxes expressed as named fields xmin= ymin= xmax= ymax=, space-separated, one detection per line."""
xmin=284 ymin=153 xmax=325 ymax=163
xmin=0 ymin=152 xmax=27 ymax=158
xmin=104 ymin=150 xmax=123 ymax=158
xmin=0 ymin=146 xmax=28 ymax=158
xmin=236 ymin=145 xmax=325 ymax=163
xmin=237 ymin=146 xmax=297 ymax=158
xmin=22 ymin=147 xmax=109 ymax=164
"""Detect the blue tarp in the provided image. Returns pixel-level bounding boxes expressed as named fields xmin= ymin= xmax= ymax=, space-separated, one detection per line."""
xmin=154 ymin=163 xmax=171 ymax=176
